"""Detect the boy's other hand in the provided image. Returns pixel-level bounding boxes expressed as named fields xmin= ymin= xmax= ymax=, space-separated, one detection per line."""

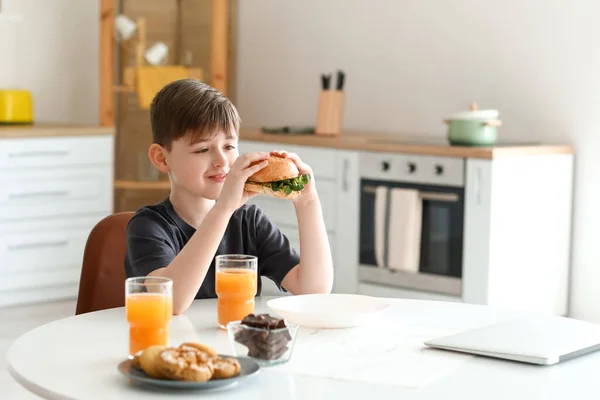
xmin=216 ymin=152 xmax=269 ymax=213
xmin=270 ymin=150 xmax=318 ymax=206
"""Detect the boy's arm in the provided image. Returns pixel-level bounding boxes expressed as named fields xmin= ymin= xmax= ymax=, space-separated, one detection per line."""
xmin=148 ymin=204 xmax=232 ymax=314
xmin=281 ymin=197 xmax=334 ymax=294
xmin=268 ymin=149 xmax=333 ymax=295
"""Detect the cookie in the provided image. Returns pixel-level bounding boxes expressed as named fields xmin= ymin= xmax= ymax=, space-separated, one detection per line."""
xmin=211 ymin=356 xmax=241 ymax=379
xmin=155 ymin=345 xmax=214 ymax=382
xmin=179 ymin=342 xmax=218 ymax=358
xmin=138 ymin=345 xmax=166 ymax=379
xmin=131 ymin=352 xmax=142 ymax=369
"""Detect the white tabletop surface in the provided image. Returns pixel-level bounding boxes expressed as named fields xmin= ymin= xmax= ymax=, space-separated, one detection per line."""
xmin=6 ymin=296 xmax=600 ymax=399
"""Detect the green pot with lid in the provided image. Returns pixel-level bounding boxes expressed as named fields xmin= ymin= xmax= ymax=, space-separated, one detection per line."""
xmin=444 ymin=103 xmax=502 ymax=146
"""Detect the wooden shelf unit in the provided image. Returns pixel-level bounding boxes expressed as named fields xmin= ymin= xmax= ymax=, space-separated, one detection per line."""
xmin=100 ymin=0 xmax=237 ymax=211
xmin=114 ymin=180 xmax=171 ymax=190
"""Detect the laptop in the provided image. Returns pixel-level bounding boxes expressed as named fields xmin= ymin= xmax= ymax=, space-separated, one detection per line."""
xmin=424 ymin=315 xmax=600 ymax=365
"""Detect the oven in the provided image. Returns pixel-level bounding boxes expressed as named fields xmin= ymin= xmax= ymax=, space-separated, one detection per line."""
xmin=358 ymin=151 xmax=465 ymax=297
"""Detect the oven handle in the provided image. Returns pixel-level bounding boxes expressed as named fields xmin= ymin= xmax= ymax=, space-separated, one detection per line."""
xmin=420 ymin=192 xmax=459 ymax=202
xmin=362 ymin=185 xmax=459 ymax=203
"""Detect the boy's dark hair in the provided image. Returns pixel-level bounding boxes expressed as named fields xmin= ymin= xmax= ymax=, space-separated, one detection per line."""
xmin=150 ymin=79 xmax=241 ymax=150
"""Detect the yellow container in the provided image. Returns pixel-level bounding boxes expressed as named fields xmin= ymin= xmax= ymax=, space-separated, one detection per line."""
xmin=0 ymin=90 xmax=34 ymax=124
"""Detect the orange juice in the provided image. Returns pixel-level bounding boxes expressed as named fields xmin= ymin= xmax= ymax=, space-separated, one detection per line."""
xmin=215 ymin=269 xmax=257 ymax=329
xmin=126 ymin=293 xmax=173 ymax=356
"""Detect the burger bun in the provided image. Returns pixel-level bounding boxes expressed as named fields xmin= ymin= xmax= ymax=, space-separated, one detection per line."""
xmin=247 ymin=156 xmax=299 ymax=183
xmin=243 ymin=182 xmax=301 ymax=199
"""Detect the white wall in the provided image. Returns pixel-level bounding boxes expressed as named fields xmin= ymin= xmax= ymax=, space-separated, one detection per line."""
xmin=2 ymin=0 xmax=99 ymax=124
xmin=1 ymin=0 xmax=597 ymax=323
xmin=236 ymin=0 xmax=600 ymax=322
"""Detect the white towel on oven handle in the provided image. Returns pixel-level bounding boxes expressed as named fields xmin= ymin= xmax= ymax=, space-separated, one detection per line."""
xmin=388 ymin=188 xmax=422 ymax=273
xmin=374 ymin=186 xmax=389 ymax=268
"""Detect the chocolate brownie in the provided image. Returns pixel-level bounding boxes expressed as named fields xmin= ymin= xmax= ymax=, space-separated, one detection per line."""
xmin=234 ymin=313 xmax=292 ymax=360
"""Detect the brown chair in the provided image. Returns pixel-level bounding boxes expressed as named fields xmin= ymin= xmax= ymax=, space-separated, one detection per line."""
xmin=75 ymin=212 xmax=134 ymax=315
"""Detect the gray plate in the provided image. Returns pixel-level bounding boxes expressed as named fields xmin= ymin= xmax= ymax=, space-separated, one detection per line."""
xmin=117 ymin=354 xmax=260 ymax=391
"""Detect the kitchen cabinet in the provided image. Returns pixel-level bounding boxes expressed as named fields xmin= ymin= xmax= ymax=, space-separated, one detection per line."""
xmin=0 ymin=128 xmax=114 ymax=308
xmin=239 ymin=133 xmax=574 ymax=316
xmin=333 ymin=150 xmax=360 ymax=294
xmin=461 ymin=155 xmax=573 ymax=315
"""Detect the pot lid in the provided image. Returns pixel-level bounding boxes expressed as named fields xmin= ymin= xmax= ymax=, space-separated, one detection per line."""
xmin=451 ymin=103 xmax=499 ymax=120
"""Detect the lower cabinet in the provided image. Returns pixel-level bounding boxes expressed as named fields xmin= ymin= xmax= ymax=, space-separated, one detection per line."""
xmin=0 ymin=134 xmax=114 ymax=308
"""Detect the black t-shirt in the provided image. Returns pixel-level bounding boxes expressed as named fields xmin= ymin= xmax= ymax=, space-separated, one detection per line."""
xmin=124 ymin=198 xmax=299 ymax=298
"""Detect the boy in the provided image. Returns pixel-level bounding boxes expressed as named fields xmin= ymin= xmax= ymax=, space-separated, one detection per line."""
xmin=124 ymin=79 xmax=333 ymax=314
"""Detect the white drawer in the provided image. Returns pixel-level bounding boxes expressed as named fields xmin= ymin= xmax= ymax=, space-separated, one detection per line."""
xmin=1 ymin=224 xmax=95 ymax=274
xmin=248 ymin=197 xmax=296 ymax=229
xmin=259 ymin=228 xmax=336 ymax=296
xmin=0 ymin=166 xmax=113 ymax=221
xmin=247 ymin=181 xmax=337 ymax=231
xmin=0 ymin=284 xmax=79 ymax=308
xmin=0 ymin=267 xmax=81 ymax=291
xmin=0 ymin=135 xmax=113 ymax=169
xmin=0 ymin=214 xmax=109 ymax=234
xmin=239 ymin=140 xmax=337 ymax=179
xmin=277 ymin=225 xmax=336 ymax=262
xmin=279 ymin=225 xmax=300 ymax=252
xmin=260 ymin=277 xmax=285 ymax=296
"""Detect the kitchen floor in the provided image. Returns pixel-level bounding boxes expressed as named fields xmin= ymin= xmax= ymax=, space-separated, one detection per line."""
xmin=0 ymin=299 xmax=77 ymax=399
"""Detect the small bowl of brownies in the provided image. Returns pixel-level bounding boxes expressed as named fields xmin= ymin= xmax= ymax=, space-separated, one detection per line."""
xmin=226 ymin=313 xmax=299 ymax=366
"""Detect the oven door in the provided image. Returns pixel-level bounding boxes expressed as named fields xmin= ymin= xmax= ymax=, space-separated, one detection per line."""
xmin=359 ymin=179 xmax=464 ymax=296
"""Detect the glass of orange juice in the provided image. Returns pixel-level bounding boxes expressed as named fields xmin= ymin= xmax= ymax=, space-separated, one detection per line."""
xmin=125 ymin=276 xmax=173 ymax=357
xmin=215 ymin=254 xmax=258 ymax=330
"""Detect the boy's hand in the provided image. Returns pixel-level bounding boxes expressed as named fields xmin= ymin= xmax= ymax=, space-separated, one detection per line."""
xmin=270 ymin=150 xmax=318 ymax=206
xmin=215 ymin=152 xmax=269 ymax=213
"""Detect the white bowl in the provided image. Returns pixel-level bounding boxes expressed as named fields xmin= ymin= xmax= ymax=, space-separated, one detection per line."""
xmin=266 ymin=294 xmax=390 ymax=329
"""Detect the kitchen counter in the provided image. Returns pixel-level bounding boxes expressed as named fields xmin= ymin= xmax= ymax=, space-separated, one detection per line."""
xmin=0 ymin=123 xmax=115 ymax=139
xmin=240 ymin=129 xmax=574 ymax=159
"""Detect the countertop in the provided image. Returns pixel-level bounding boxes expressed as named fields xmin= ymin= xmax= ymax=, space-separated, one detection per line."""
xmin=0 ymin=123 xmax=115 ymax=139
xmin=239 ymin=129 xmax=575 ymax=159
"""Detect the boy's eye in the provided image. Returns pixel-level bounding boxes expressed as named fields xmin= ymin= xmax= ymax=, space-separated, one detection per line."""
xmin=193 ymin=147 xmax=209 ymax=153
xmin=225 ymin=144 xmax=236 ymax=150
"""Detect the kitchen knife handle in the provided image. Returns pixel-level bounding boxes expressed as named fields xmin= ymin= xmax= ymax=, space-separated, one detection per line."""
xmin=321 ymin=74 xmax=331 ymax=90
xmin=336 ymin=70 xmax=345 ymax=91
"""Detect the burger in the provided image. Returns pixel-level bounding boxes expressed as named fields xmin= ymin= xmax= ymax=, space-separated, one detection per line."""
xmin=244 ymin=155 xmax=311 ymax=199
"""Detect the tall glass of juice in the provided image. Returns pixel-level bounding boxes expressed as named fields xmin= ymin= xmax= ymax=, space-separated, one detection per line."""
xmin=125 ymin=276 xmax=173 ymax=357
xmin=215 ymin=254 xmax=258 ymax=330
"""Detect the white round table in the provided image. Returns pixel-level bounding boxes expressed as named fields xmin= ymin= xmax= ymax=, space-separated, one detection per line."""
xmin=7 ymin=297 xmax=600 ymax=399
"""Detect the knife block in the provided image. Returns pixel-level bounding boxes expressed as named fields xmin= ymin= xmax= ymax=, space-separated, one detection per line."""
xmin=315 ymin=90 xmax=344 ymax=136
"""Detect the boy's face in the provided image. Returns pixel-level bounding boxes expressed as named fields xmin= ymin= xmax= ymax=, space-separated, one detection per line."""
xmin=164 ymin=130 xmax=239 ymax=200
